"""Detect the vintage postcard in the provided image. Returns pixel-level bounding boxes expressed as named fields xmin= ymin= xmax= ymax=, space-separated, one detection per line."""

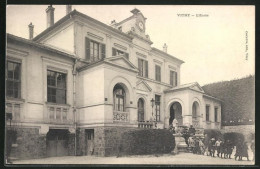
xmin=5 ymin=5 xmax=255 ymax=165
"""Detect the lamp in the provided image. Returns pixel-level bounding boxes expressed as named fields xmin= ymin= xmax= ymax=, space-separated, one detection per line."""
xmin=150 ymin=98 xmax=155 ymax=118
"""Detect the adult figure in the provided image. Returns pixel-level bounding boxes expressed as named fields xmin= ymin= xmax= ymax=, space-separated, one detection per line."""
xmin=209 ymin=138 xmax=216 ymax=157
xmin=241 ymin=142 xmax=249 ymax=161
xmin=188 ymin=125 xmax=196 ymax=136
xmin=203 ymin=134 xmax=210 ymax=156
xmin=215 ymin=138 xmax=222 ymax=157
xmin=226 ymin=139 xmax=233 ymax=159
xmin=235 ymin=139 xmax=243 ymax=161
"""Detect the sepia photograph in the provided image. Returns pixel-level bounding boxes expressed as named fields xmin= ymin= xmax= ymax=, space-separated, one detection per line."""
xmin=5 ymin=4 xmax=255 ymax=165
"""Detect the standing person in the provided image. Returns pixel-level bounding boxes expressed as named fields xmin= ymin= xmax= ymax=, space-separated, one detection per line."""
xmin=235 ymin=139 xmax=242 ymax=161
xmin=188 ymin=125 xmax=196 ymax=136
xmin=215 ymin=138 xmax=222 ymax=157
xmin=241 ymin=141 xmax=249 ymax=161
xmin=219 ymin=140 xmax=225 ymax=158
xmin=203 ymin=134 xmax=209 ymax=156
xmin=199 ymin=138 xmax=205 ymax=155
xmin=251 ymin=140 xmax=255 ymax=161
xmin=188 ymin=136 xmax=195 ymax=153
xmin=209 ymin=138 xmax=216 ymax=157
xmin=226 ymin=139 xmax=233 ymax=159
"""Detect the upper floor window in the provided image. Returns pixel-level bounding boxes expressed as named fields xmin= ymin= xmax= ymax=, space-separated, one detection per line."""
xmin=113 ymin=84 xmax=125 ymax=112
xmin=170 ymin=70 xmax=177 ymax=87
xmin=47 ymin=70 xmax=67 ymax=104
xmin=155 ymin=65 xmax=161 ymax=82
xmin=138 ymin=58 xmax=148 ymax=78
xmin=6 ymin=61 xmax=21 ymax=98
xmin=85 ymin=37 xmax=106 ymax=62
xmin=206 ymin=105 xmax=210 ymax=122
xmin=214 ymin=107 xmax=218 ymax=122
xmin=155 ymin=95 xmax=161 ymax=122
xmin=112 ymin=47 xmax=129 ymax=60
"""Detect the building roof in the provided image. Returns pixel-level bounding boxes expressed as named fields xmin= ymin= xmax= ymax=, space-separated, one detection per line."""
xmin=32 ymin=8 xmax=184 ymax=64
xmin=164 ymin=82 xmax=222 ymax=102
xmin=33 ymin=10 xmax=133 ymax=42
xmin=7 ymin=33 xmax=76 ymax=59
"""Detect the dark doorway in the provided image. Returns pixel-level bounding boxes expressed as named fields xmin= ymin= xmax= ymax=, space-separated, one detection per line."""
xmin=169 ymin=102 xmax=183 ymax=126
xmin=85 ymin=129 xmax=94 ymax=156
xmin=46 ymin=129 xmax=69 ymax=157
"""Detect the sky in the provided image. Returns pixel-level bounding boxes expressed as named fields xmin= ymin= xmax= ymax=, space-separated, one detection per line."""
xmin=6 ymin=5 xmax=255 ymax=86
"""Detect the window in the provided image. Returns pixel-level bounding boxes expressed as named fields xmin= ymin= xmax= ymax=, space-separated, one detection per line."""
xmin=215 ymin=107 xmax=218 ymax=122
xmin=113 ymin=84 xmax=125 ymax=111
xmin=6 ymin=61 xmax=21 ymax=98
xmin=85 ymin=37 xmax=106 ymax=62
xmin=47 ymin=70 xmax=67 ymax=104
xmin=155 ymin=65 xmax=161 ymax=82
xmin=112 ymin=47 xmax=129 ymax=60
xmin=170 ymin=70 xmax=178 ymax=87
xmin=138 ymin=98 xmax=145 ymax=122
xmin=206 ymin=105 xmax=210 ymax=122
xmin=155 ymin=95 xmax=161 ymax=122
xmin=6 ymin=103 xmax=20 ymax=120
xmin=138 ymin=58 xmax=148 ymax=78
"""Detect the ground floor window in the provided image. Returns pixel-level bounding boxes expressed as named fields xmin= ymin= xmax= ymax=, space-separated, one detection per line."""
xmin=155 ymin=95 xmax=161 ymax=122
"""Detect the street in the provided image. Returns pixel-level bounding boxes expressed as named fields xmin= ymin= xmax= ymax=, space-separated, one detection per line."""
xmin=11 ymin=151 xmax=254 ymax=165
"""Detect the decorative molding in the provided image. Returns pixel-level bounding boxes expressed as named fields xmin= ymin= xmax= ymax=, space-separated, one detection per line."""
xmin=168 ymin=65 xmax=177 ymax=70
xmin=7 ymin=47 xmax=29 ymax=57
xmin=41 ymin=56 xmax=73 ymax=68
xmin=87 ymin=32 xmax=104 ymax=41
xmin=136 ymin=52 xmax=147 ymax=58
xmin=106 ymin=34 xmax=112 ymax=38
xmin=47 ymin=65 xmax=68 ymax=74
xmin=114 ymin=43 xmax=127 ymax=51
xmin=6 ymin=56 xmax=22 ymax=63
xmin=153 ymin=59 xmax=163 ymax=65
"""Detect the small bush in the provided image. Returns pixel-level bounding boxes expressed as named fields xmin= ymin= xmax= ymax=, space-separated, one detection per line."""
xmin=223 ymin=132 xmax=245 ymax=146
xmin=120 ymin=129 xmax=175 ymax=156
xmin=204 ymin=129 xmax=223 ymax=140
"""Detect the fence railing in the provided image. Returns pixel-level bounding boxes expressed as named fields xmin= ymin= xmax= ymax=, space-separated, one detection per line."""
xmin=46 ymin=104 xmax=72 ymax=124
xmin=138 ymin=121 xmax=153 ymax=128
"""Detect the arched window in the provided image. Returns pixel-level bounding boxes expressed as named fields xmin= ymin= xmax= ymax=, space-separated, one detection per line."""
xmin=192 ymin=101 xmax=199 ymax=120
xmin=138 ymin=98 xmax=145 ymax=122
xmin=113 ymin=84 xmax=125 ymax=111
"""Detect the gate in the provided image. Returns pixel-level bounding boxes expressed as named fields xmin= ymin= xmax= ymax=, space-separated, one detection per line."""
xmin=46 ymin=129 xmax=69 ymax=157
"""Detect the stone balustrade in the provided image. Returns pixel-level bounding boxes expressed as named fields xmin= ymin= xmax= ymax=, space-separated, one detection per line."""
xmin=113 ymin=111 xmax=129 ymax=122
xmin=138 ymin=121 xmax=153 ymax=128
xmin=46 ymin=104 xmax=72 ymax=124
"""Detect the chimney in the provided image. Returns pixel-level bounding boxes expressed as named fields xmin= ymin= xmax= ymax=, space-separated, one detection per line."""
xmin=28 ymin=22 xmax=34 ymax=40
xmin=66 ymin=5 xmax=72 ymax=15
xmin=46 ymin=5 xmax=55 ymax=28
xmin=163 ymin=43 xmax=168 ymax=53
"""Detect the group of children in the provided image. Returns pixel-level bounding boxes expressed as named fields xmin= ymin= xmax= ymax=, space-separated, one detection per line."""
xmin=187 ymin=136 xmax=251 ymax=161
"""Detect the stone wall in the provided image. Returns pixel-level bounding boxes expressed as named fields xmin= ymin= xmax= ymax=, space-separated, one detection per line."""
xmin=10 ymin=128 xmax=46 ymax=160
xmin=76 ymin=128 xmax=86 ymax=156
xmin=68 ymin=133 xmax=76 ymax=156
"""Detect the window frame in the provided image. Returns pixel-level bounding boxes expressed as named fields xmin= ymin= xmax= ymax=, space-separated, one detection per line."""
xmin=47 ymin=69 xmax=67 ymax=104
xmin=6 ymin=60 xmax=21 ymax=99
xmin=155 ymin=95 xmax=161 ymax=122
xmin=138 ymin=58 xmax=148 ymax=78
xmin=214 ymin=107 xmax=218 ymax=122
xmin=206 ymin=105 xmax=210 ymax=122
xmin=155 ymin=65 xmax=161 ymax=82
xmin=170 ymin=70 xmax=178 ymax=87
xmin=113 ymin=85 xmax=126 ymax=112
xmin=112 ymin=47 xmax=129 ymax=60
xmin=85 ymin=37 xmax=106 ymax=62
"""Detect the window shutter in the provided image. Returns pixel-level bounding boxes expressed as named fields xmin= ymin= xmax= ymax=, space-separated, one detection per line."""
xmin=170 ymin=71 xmax=173 ymax=85
xmin=175 ymin=72 xmax=178 ymax=86
xmin=85 ymin=37 xmax=90 ymax=60
xmin=112 ymin=48 xmax=116 ymax=56
xmin=101 ymin=44 xmax=106 ymax=59
xmin=158 ymin=66 xmax=161 ymax=82
xmin=145 ymin=60 xmax=148 ymax=78
xmin=138 ymin=59 xmax=142 ymax=76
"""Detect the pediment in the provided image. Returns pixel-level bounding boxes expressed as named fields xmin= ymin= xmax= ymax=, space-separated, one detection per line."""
xmin=189 ymin=83 xmax=204 ymax=93
xmin=105 ymin=56 xmax=138 ymax=72
xmin=137 ymin=80 xmax=152 ymax=92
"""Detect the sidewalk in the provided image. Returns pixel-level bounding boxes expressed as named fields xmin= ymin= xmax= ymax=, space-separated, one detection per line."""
xmin=11 ymin=152 xmax=254 ymax=165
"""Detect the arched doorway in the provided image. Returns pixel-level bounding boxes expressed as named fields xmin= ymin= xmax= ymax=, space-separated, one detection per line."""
xmin=192 ymin=101 xmax=200 ymax=127
xmin=137 ymin=98 xmax=145 ymax=122
xmin=169 ymin=102 xmax=183 ymax=126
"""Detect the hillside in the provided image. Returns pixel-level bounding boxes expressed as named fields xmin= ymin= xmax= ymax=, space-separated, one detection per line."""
xmin=202 ymin=75 xmax=255 ymax=126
